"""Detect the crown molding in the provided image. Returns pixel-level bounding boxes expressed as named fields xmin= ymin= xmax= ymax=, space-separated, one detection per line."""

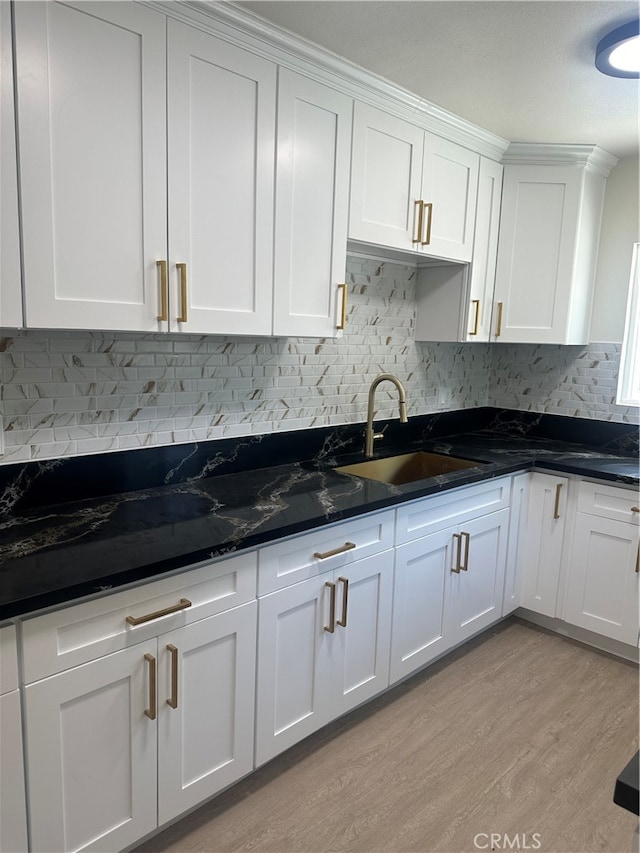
xmin=502 ymin=143 xmax=619 ymax=177
xmin=143 ymin=0 xmax=510 ymax=161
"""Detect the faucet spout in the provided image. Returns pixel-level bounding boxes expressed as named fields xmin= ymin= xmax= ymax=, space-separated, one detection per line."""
xmin=364 ymin=373 xmax=408 ymax=458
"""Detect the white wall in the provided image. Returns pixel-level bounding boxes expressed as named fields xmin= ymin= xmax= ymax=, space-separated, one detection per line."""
xmin=590 ymin=156 xmax=640 ymax=343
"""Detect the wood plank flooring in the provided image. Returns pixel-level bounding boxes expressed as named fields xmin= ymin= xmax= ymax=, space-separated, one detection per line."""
xmin=134 ymin=619 xmax=639 ymax=853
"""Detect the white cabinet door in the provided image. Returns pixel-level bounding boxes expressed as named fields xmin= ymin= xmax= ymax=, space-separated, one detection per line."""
xmin=420 ymin=134 xmax=478 ymax=263
xmin=349 ymin=103 xmax=423 ymax=251
xmin=167 ymin=21 xmax=276 ymax=335
xmin=502 ymin=472 xmax=529 ymax=615
xmin=273 ymin=70 xmax=352 ymax=337
xmin=390 ymin=529 xmax=452 ymax=684
xmin=14 ymin=1 xmax=167 ymax=332
xmin=0 ymin=690 xmax=28 ymax=853
xmin=158 ymin=601 xmax=257 ymax=824
xmin=493 ymin=163 xmax=605 ymax=344
xmin=564 ymin=514 xmax=639 ymax=645
xmin=255 ymin=574 xmax=333 ymax=766
xmin=0 ymin=2 xmax=22 ymax=329
xmin=466 ymin=157 xmax=503 ymax=340
xmin=520 ymin=473 xmax=568 ymax=617
xmin=25 ymin=640 xmax=157 ymax=853
xmin=446 ymin=508 xmax=509 ymax=645
xmin=332 ymin=550 xmax=393 ymax=715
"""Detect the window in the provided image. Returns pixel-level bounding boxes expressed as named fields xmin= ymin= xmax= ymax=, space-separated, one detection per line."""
xmin=616 ymin=242 xmax=640 ymax=407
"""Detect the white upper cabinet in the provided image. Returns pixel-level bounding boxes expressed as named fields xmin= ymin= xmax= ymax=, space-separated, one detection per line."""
xmin=273 ymin=70 xmax=352 ymax=338
xmin=167 ymin=20 xmax=276 ymax=336
xmin=492 ymin=145 xmax=618 ymax=344
xmin=14 ymin=1 xmax=168 ymax=332
xmin=0 ymin=2 xmax=23 ymax=328
xmin=349 ymin=102 xmax=479 ymax=263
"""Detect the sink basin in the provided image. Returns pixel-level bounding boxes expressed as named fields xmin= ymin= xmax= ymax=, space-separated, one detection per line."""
xmin=334 ymin=451 xmax=480 ymax=485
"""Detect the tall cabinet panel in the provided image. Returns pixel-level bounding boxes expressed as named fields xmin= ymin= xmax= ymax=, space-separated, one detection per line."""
xmin=273 ymin=70 xmax=352 ymax=337
xmin=14 ymin=1 xmax=167 ymax=331
xmin=167 ymin=20 xmax=276 ymax=335
xmin=0 ymin=2 xmax=22 ymax=328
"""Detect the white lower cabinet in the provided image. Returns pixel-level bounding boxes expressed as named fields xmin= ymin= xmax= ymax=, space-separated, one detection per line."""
xmin=255 ymin=549 xmax=393 ymax=766
xmin=519 ymin=472 xmax=569 ymax=617
xmin=502 ymin=472 xmax=529 ymax=614
xmin=0 ymin=626 xmax=28 ymax=853
xmin=563 ymin=481 xmax=639 ymax=645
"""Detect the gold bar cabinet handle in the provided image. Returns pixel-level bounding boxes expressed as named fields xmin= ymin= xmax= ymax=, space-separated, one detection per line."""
xmin=314 ymin=542 xmax=356 ymax=560
xmin=166 ymin=644 xmax=179 ymax=709
xmin=469 ymin=300 xmax=480 ymax=336
xmin=126 ymin=598 xmax=192 ymax=627
xmin=324 ymin=581 xmax=336 ymax=633
xmin=631 ymin=507 xmax=639 ymax=513
xmin=177 ymin=262 xmax=188 ymax=323
xmin=337 ymin=283 xmax=348 ymax=330
xmin=421 ymin=202 xmax=433 ymax=245
xmin=460 ymin=531 xmax=470 ymax=571
xmin=337 ymin=576 xmax=349 ymax=628
xmin=413 ymin=200 xmax=424 ymax=244
xmin=156 ymin=260 xmax=168 ymax=321
xmin=495 ymin=302 xmax=504 ymax=337
xmin=452 ymin=533 xmax=461 ymax=573
xmin=144 ymin=653 xmax=157 ymax=720
xmin=553 ymin=483 xmax=562 ymax=520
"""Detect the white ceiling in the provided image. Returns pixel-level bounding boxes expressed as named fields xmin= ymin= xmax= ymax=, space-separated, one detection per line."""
xmin=237 ymin=0 xmax=640 ymax=159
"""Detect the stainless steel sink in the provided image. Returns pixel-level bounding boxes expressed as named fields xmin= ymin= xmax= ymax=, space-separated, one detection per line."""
xmin=334 ymin=451 xmax=480 ymax=485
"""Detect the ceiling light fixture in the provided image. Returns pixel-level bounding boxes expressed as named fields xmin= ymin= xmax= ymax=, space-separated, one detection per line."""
xmin=595 ymin=19 xmax=640 ymax=78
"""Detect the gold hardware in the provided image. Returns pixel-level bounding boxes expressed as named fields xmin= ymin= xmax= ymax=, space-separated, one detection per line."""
xmin=554 ymin=483 xmax=562 ymax=520
xmin=631 ymin=507 xmax=639 ymax=513
xmin=421 ymin=202 xmax=433 ymax=245
xmin=337 ymin=576 xmax=349 ymax=628
xmin=460 ymin=531 xmax=470 ymax=571
xmin=495 ymin=302 xmax=504 ymax=337
xmin=167 ymin=644 xmax=178 ymax=710
xmin=469 ymin=300 xmax=480 ymax=336
xmin=324 ymin=581 xmax=336 ymax=633
xmin=314 ymin=542 xmax=356 ymax=560
xmin=156 ymin=260 xmax=168 ymax=321
xmin=144 ymin=653 xmax=156 ymax=720
xmin=337 ymin=283 xmax=348 ymax=330
xmin=452 ymin=533 xmax=461 ymax=573
xmin=413 ymin=200 xmax=424 ymax=244
xmin=126 ymin=598 xmax=192 ymax=627
xmin=177 ymin=262 xmax=188 ymax=323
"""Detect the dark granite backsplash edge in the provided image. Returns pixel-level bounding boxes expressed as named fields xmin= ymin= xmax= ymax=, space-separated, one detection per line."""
xmin=0 ymin=407 xmax=637 ymax=516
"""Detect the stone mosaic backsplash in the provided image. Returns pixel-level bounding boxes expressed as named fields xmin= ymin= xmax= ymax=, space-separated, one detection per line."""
xmin=0 ymin=256 xmax=637 ymax=464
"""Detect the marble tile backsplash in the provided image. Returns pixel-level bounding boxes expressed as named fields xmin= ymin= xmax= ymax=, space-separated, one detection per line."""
xmin=0 ymin=257 xmax=637 ymax=464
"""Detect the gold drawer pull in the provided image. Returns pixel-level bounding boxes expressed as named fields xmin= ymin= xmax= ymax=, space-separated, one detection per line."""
xmin=554 ymin=483 xmax=562 ymax=520
xmin=631 ymin=506 xmax=639 ymax=513
xmin=324 ymin=581 xmax=336 ymax=633
xmin=469 ymin=300 xmax=480 ymax=336
xmin=337 ymin=283 xmax=348 ymax=330
xmin=413 ymin=200 xmax=424 ymax=244
xmin=156 ymin=260 xmax=168 ymax=321
xmin=177 ymin=262 xmax=188 ymax=323
xmin=452 ymin=533 xmax=461 ymax=573
xmin=144 ymin=653 xmax=157 ymax=720
xmin=314 ymin=542 xmax=356 ymax=560
xmin=167 ymin=644 xmax=179 ymax=710
xmin=460 ymin=531 xmax=470 ymax=571
xmin=337 ymin=576 xmax=349 ymax=628
xmin=495 ymin=301 xmax=504 ymax=337
xmin=126 ymin=598 xmax=192 ymax=626
xmin=421 ymin=202 xmax=433 ymax=245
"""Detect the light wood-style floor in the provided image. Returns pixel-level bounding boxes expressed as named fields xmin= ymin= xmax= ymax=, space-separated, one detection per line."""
xmin=135 ymin=619 xmax=639 ymax=853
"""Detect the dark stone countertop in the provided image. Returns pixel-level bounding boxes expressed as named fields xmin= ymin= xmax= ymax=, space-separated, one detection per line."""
xmin=0 ymin=413 xmax=637 ymax=621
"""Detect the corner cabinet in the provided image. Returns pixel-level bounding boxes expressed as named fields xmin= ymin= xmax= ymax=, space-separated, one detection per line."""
xmin=21 ymin=552 xmax=258 ymax=852
xmin=0 ymin=625 xmax=28 ymax=853
xmin=492 ymin=144 xmax=618 ymax=344
xmin=349 ymin=102 xmax=479 ymax=262
xmin=13 ymin=3 xmax=350 ymax=337
xmin=0 ymin=1 xmax=23 ymax=329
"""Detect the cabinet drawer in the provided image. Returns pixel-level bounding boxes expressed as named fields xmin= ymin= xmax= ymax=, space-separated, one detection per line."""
xmin=577 ymin=481 xmax=640 ymax=524
xmin=0 ymin=625 xmax=19 ymax=694
xmin=21 ymin=551 xmax=257 ymax=683
xmin=258 ymin=510 xmax=394 ymax=595
xmin=395 ymin=477 xmax=511 ymax=545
